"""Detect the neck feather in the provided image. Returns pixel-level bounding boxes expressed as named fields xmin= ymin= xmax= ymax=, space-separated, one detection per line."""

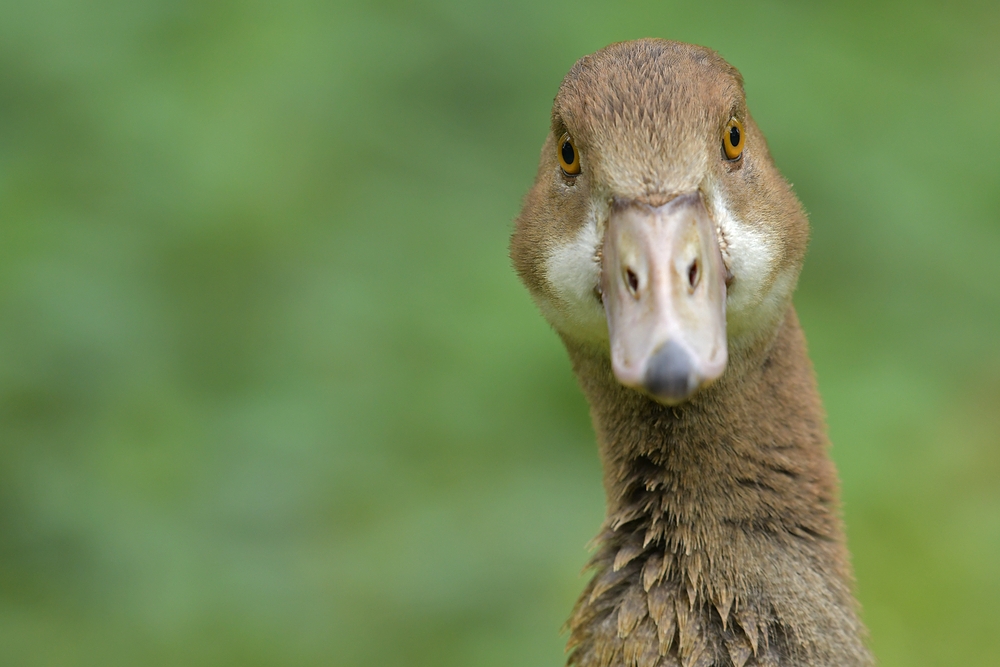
xmin=561 ymin=308 xmax=872 ymax=667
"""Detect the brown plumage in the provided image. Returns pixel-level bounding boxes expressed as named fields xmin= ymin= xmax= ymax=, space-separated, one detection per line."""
xmin=510 ymin=40 xmax=873 ymax=666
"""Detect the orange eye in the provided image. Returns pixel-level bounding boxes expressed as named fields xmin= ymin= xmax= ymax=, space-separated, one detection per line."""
xmin=723 ymin=118 xmax=745 ymax=160
xmin=558 ymin=134 xmax=581 ymax=175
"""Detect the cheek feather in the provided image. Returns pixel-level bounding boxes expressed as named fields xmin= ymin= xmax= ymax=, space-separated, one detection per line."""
xmin=541 ymin=199 xmax=610 ymax=343
xmin=711 ymin=197 xmax=795 ymax=349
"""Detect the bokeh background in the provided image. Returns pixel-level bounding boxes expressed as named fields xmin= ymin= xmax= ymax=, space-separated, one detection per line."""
xmin=1 ymin=1 xmax=998 ymax=665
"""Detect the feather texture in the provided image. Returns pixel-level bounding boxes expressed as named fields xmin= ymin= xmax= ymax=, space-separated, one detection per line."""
xmin=512 ymin=39 xmax=874 ymax=667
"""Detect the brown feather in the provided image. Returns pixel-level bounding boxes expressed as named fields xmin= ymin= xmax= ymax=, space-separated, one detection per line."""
xmin=641 ymin=553 xmax=663 ymax=592
xmin=511 ymin=39 xmax=873 ymax=667
xmin=623 ymin=617 xmax=659 ymax=667
xmin=675 ymin=602 xmax=710 ymax=667
xmin=595 ymin=612 xmax=622 ymax=667
xmin=723 ymin=628 xmax=753 ymax=667
xmin=617 ymin=584 xmax=649 ymax=638
xmin=714 ymin=589 xmax=733 ymax=632
xmin=735 ymin=608 xmax=759 ymax=657
xmin=588 ymin=560 xmax=634 ymax=604
xmin=614 ymin=535 xmax=647 ymax=572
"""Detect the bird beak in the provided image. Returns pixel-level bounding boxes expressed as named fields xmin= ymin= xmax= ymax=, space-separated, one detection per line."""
xmin=601 ymin=192 xmax=728 ymax=405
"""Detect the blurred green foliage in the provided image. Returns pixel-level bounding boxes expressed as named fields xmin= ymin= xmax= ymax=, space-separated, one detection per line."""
xmin=1 ymin=1 xmax=998 ymax=665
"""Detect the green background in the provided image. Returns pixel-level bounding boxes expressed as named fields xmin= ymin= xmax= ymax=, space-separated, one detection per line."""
xmin=1 ymin=1 xmax=998 ymax=665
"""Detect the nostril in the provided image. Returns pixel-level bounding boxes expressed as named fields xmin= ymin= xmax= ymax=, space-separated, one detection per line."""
xmin=625 ymin=268 xmax=639 ymax=295
xmin=688 ymin=259 xmax=700 ymax=290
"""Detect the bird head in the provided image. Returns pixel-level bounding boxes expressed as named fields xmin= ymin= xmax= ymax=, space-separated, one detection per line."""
xmin=511 ymin=39 xmax=809 ymax=405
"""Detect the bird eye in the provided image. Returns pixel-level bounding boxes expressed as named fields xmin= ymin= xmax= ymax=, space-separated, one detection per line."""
xmin=558 ymin=134 xmax=581 ymax=175
xmin=723 ymin=118 xmax=744 ymax=160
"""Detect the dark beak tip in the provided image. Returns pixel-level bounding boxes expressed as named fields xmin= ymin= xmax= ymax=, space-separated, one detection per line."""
xmin=643 ymin=340 xmax=698 ymax=404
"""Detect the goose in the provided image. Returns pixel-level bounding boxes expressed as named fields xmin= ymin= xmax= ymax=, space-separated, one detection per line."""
xmin=510 ymin=39 xmax=873 ymax=667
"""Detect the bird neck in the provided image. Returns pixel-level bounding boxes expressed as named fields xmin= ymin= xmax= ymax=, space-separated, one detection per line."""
xmin=561 ymin=308 xmax=873 ymax=666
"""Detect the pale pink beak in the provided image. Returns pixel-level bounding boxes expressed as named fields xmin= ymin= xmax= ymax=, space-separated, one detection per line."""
xmin=601 ymin=192 xmax=727 ymax=405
